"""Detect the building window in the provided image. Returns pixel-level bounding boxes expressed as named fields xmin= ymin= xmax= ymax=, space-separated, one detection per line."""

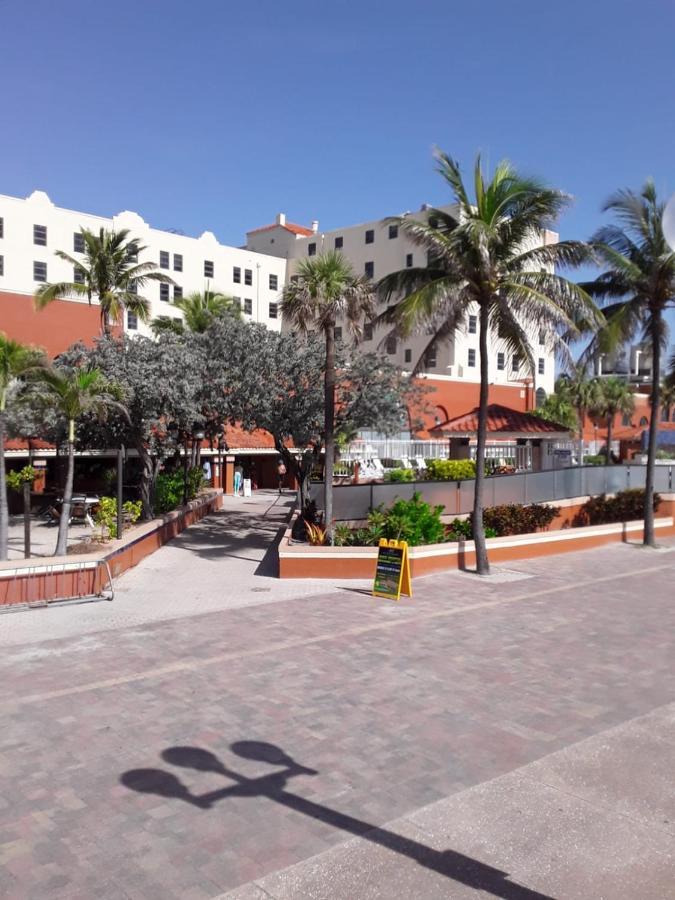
xmin=233 ymin=266 xmax=241 ymax=283
xmin=126 ymin=245 xmax=138 ymax=263
xmin=388 ymin=224 xmax=398 ymax=239
xmin=622 ymin=412 xmax=632 ymax=427
xmin=159 ymin=250 xmax=169 ymax=269
xmin=33 ymin=224 xmax=47 ymax=246
xmin=127 ymin=311 xmax=138 ymax=330
xmin=160 ymin=283 xmax=170 ymax=302
xmin=308 ymin=242 xmax=316 ymax=256
xmin=268 ymin=302 xmax=278 ymax=319
xmin=174 ymin=285 xmax=183 ymax=300
xmin=204 ymin=260 xmax=214 ymax=278
xmin=406 ymin=253 xmax=413 ymax=268
xmin=365 ymin=229 xmax=374 ymax=244
xmin=74 ymin=266 xmax=85 ymax=284
xmin=468 ymin=348 xmax=476 ymax=367
xmin=639 ymin=416 xmax=649 ymax=427
xmin=363 ymin=323 xmax=373 ymax=341
xmin=364 ymin=261 xmax=374 ymax=279
xmin=386 ymin=336 xmax=397 ymax=355
xmin=232 ymin=298 xmax=241 ymax=312
xmin=536 ymin=388 xmax=547 ymax=408
xmin=425 ymin=348 xmax=437 ymax=368
xmin=468 ymin=314 xmax=477 ymax=334
xmin=244 ymin=298 xmax=252 ymax=315
xmin=0 ymin=217 xmax=3 ymax=238
xmin=497 ymin=352 xmax=505 ymax=370
xmin=539 ymin=330 xmax=545 ymax=345
xmin=404 ymin=348 xmax=412 ymax=364
xmin=73 ymin=232 xmax=85 ymax=253
xmin=33 ymin=261 xmax=47 ymax=282
xmin=0 ymin=255 xmax=3 ymax=276
xmin=269 ymin=273 xmax=278 ymax=290
xmin=128 ymin=279 xmax=137 ymax=295
xmin=244 ymin=268 xmax=252 ymax=286
xmin=334 ymin=326 xmax=342 ymax=341
xmin=173 ymin=253 xmax=183 ymax=272
xmin=538 ymin=357 xmax=545 ymax=375
xmin=334 ymin=236 xmax=343 ymax=249
xmin=512 ymin=355 xmax=520 ymax=373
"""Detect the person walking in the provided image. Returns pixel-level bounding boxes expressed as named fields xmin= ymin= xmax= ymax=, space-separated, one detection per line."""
xmin=277 ymin=458 xmax=287 ymax=494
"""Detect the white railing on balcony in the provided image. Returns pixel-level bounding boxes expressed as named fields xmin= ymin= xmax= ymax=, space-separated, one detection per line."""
xmin=342 ymin=439 xmax=450 ymax=463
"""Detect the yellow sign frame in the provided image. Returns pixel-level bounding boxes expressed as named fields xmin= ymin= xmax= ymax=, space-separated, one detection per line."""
xmin=372 ymin=538 xmax=412 ymax=601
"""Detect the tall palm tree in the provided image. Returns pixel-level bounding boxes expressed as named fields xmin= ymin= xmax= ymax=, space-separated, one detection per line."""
xmin=657 ymin=377 xmax=675 ymax=424
xmin=561 ymin=364 xmax=602 ymax=465
xmin=0 ymin=336 xmax=47 ymax=560
xmin=34 ymin=227 xmax=173 ymax=336
xmin=150 ymin=288 xmax=240 ymax=335
xmin=378 ymin=151 xmax=599 ymax=574
xmin=40 ymin=368 xmax=127 ymax=556
xmin=592 ymin=377 xmax=635 ymax=463
xmin=582 ymin=181 xmax=675 ymax=545
xmin=281 ymin=252 xmax=375 ymax=541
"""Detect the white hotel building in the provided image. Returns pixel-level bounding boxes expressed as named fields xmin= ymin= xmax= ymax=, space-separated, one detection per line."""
xmin=0 ymin=189 xmax=555 ymax=411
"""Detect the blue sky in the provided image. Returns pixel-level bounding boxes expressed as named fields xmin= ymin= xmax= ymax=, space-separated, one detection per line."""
xmin=1 ymin=0 xmax=674 ymax=254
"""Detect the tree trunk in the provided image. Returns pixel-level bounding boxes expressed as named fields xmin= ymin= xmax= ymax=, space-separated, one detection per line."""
xmin=644 ymin=320 xmax=661 ymax=547
xmin=138 ymin=444 xmax=155 ymax=520
xmin=55 ymin=421 xmax=75 ymax=556
xmin=0 ymin=412 xmax=8 ymax=561
xmin=23 ymin=481 xmax=31 ymax=559
xmin=606 ymin=414 xmax=614 ymax=464
xmin=473 ymin=303 xmax=490 ymax=575
xmin=324 ymin=324 xmax=336 ymax=544
xmin=577 ymin=407 xmax=585 ymax=466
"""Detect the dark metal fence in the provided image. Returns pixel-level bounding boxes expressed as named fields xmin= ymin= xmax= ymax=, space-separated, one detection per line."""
xmin=309 ymin=465 xmax=674 ymax=521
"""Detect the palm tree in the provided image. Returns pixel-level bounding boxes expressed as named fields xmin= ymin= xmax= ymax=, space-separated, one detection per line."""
xmin=150 ymin=288 xmax=240 ymax=335
xmin=281 ymin=251 xmax=375 ymax=541
xmin=561 ymin=364 xmax=602 ymax=465
xmin=34 ymin=227 xmax=173 ymax=336
xmin=531 ymin=377 xmax=577 ymax=431
xmin=40 ymin=368 xmax=127 ymax=556
xmin=0 ymin=336 xmax=47 ymax=560
xmin=582 ymin=181 xmax=675 ymax=545
xmin=378 ymin=151 xmax=599 ymax=574
xmin=592 ymin=377 xmax=635 ymax=463
xmin=657 ymin=377 xmax=675 ymax=424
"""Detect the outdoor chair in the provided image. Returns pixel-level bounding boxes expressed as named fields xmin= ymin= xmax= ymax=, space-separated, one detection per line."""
xmin=414 ymin=456 xmax=427 ymax=473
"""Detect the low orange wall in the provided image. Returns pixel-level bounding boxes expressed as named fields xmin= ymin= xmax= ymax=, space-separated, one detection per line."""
xmin=0 ymin=491 xmax=223 ymax=607
xmin=279 ymin=499 xmax=675 ymax=579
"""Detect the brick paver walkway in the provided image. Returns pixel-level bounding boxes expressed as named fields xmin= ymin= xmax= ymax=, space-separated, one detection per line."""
xmin=0 ymin=503 xmax=673 ymax=897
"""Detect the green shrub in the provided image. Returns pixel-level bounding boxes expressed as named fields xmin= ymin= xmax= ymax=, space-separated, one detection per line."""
xmin=154 ymin=466 xmax=204 ymax=514
xmin=574 ymin=489 xmax=660 ymax=527
xmin=583 ymin=454 xmax=607 ymax=466
xmin=187 ymin=466 xmax=204 ymax=499
xmin=373 ymin=491 xmax=445 ymax=546
xmin=333 ymin=523 xmax=355 ymax=547
xmin=6 ymin=465 xmax=36 ymax=492
xmin=386 ymin=468 xmax=415 ymax=483
xmin=425 ymin=458 xmax=476 ymax=482
xmin=94 ymin=496 xmax=142 ymax=539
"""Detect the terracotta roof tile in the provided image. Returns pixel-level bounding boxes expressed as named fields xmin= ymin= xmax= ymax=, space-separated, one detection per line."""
xmin=433 ymin=404 xmax=571 ymax=436
xmin=247 ymin=222 xmax=314 ymax=237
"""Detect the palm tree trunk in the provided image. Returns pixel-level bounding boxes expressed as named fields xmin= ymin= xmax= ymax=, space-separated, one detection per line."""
xmin=473 ymin=303 xmax=490 ymax=575
xmin=324 ymin=324 xmax=336 ymax=544
xmin=644 ymin=322 xmax=661 ymax=547
xmin=55 ymin=421 xmax=75 ymax=556
xmin=138 ymin=444 xmax=155 ymax=519
xmin=0 ymin=411 xmax=8 ymax=561
xmin=577 ymin=408 xmax=585 ymax=466
xmin=606 ymin=415 xmax=614 ymax=465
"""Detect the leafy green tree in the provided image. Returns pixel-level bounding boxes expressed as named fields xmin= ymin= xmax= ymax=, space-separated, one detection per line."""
xmin=531 ymin=378 xmax=577 ymax=431
xmin=281 ymin=252 xmax=375 ymax=540
xmin=591 ymin=377 xmax=635 ymax=463
xmin=39 ymin=367 xmax=127 ymax=555
xmin=378 ymin=151 xmax=598 ymax=574
xmin=582 ymin=181 xmax=675 ymax=545
xmin=0 ymin=336 xmax=47 ymax=559
xmin=151 ymin=289 xmax=240 ymax=335
xmin=34 ymin=227 xmax=173 ymax=336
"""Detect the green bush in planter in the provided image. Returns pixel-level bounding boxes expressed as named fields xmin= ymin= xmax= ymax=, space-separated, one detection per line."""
xmin=471 ymin=503 xmax=559 ymax=537
xmin=425 ymin=458 xmax=476 ymax=481
xmin=574 ymin=489 xmax=660 ymax=526
xmin=386 ymin=468 xmax=415 ymax=483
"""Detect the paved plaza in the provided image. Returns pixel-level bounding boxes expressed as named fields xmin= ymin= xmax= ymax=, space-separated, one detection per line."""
xmin=0 ymin=492 xmax=674 ymax=898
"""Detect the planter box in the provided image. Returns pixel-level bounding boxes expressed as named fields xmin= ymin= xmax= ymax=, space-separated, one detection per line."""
xmin=279 ymin=496 xmax=675 ymax=579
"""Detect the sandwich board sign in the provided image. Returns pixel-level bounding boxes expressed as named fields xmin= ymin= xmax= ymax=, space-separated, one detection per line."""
xmin=372 ymin=538 xmax=412 ymax=601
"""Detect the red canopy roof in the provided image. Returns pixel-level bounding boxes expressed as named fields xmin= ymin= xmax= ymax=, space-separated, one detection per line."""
xmin=432 ymin=404 xmax=570 ymax=437
xmin=247 ymin=222 xmax=314 ymax=236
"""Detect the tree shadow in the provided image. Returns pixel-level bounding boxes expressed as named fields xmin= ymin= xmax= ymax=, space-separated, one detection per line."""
xmin=120 ymin=741 xmax=555 ymax=899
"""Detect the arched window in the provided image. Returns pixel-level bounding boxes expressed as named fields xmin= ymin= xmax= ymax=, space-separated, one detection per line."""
xmin=639 ymin=416 xmax=649 ymax=427
xmin=535 ymin=387 xmax=546 ymax=408
xmin=661 ymin=406 xmax=670 ymax=423
xmin=622 ymin=413 xmax=632 ymax=427
xmin=434 ymin=405 xmax=448 ymax=426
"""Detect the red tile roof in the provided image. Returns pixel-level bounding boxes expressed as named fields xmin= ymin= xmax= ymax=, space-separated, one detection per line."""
xmin=432 ymin=404 xmax=571 ymax=437
xmin=247 ymin=222 xmax=314 ymax=237
xmin=223 ymin=424 xmax=277 ymax=451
